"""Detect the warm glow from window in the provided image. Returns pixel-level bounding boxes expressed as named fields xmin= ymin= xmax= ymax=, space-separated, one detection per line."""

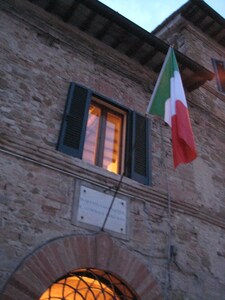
xmin=39 ymin=269 xmax=137 ymax=300
xmin=103 ymin=112 xmax=122 ymax=174
xmin=39 ymin=276 xmax=120 ymax=300
xmin=82 ymin=101 xmax=125 ymax=174
xmin=217 ymin=62 xmax=225 ymax=91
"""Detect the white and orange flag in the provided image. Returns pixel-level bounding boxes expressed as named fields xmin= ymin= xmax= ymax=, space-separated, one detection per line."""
xmin=147 ymin=47 xmax=197 ymax=168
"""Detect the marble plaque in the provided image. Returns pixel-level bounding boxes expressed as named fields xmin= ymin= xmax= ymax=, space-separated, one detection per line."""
xmin=77 ymin=185 xmax=127 ymax=234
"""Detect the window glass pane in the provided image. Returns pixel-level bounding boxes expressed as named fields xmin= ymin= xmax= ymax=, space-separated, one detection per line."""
xmin=103 ymin=112 xmax=122 ymax=174
xmin=83 ymin=104 xmax=101 ymax=165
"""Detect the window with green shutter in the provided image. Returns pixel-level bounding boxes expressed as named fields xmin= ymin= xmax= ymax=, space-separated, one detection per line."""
xmin=57 ymin=82 xmax=151 ymax=185
xmin=212 ymin=59 xmax=225 ymax=93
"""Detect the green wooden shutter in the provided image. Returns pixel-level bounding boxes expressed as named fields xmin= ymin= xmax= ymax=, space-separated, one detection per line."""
xmin=57 ymin=82 xmax=91 ymax=158
xmin=125 ymin=111 xmax=151 ymax=185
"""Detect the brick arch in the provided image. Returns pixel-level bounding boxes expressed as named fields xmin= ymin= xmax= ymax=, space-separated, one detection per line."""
xmin=1 ymin=233 xmax=163 ymax=300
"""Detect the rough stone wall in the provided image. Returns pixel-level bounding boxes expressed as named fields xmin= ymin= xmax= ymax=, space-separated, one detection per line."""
xmin=1 ymin=1 xmax=225 ymax=300
xmin=154 ymin=14 xmax=225 ymax=300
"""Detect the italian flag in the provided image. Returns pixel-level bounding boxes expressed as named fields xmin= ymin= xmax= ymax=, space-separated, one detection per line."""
xmin=147 ymin=47 xmax=197 ymax=168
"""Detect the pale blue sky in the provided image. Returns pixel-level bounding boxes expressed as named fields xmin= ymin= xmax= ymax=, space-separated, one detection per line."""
xmin=98 ymin=0 xmax=225 ymax=32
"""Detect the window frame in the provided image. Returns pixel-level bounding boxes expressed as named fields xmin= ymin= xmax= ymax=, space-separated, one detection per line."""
xmin=82 ymin=97 xmax=127 ymax=175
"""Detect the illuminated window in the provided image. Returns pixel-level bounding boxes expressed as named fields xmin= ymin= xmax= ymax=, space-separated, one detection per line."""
xmin=39 ymin=268 xmax=138 ymax=300
xmin=57 ymin=82 xmax=151 ymax=185
xmin=212 ymin=59 xmax=225 ymax=93
xmin=82 ymin=100 xmax=125 ymax=174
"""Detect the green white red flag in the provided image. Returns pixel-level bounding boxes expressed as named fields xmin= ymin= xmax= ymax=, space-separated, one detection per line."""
xmin=147 ymin=47 xmax=197 ymax=168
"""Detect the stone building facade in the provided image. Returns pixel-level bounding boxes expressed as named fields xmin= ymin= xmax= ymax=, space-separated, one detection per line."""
xmin=0 ymin=0 xmax=225 ymax=299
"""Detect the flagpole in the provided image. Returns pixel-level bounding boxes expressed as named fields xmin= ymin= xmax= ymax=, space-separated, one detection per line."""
xmin=146 ymin=112 xmax=173 ymax=299
xmin=158 ymin=118 xmax=172 ymax=300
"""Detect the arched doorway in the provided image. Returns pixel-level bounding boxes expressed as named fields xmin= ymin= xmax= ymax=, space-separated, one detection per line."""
xmin=1 ymin=233 xmax=163 ymax=300
xmin=39 ymin=268 xmax=137 ymax=300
